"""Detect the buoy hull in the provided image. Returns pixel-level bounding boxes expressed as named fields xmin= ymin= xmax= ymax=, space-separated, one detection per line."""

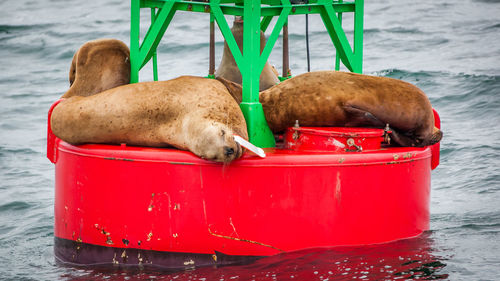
xmin=48 ymin=100 xmax=439 ymax=268
xmin=53 ymin=141 xmax=431 ymax=268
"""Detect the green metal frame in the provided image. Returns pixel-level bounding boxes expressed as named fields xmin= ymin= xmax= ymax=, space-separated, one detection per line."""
xmin=130 ymin=0 xmax=364 ymax=148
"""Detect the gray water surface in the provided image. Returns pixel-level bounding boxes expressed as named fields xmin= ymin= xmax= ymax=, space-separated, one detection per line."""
xmin=1 ymin=0 xmax=499 ymax=280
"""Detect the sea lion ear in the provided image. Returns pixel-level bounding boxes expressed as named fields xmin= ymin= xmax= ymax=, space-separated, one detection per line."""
xmin=216 ymin=77 xmax=243 ymax=104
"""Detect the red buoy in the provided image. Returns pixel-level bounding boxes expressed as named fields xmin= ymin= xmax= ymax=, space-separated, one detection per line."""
xmin=48 ymin=101 xmax=440 ymax=269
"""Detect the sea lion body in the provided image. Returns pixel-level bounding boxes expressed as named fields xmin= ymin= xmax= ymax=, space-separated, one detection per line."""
xmin=215 ymin=18 xmax=279 ymax=91
xmin=52 ymin=40 xmax=247 ymax=162
xmin=52 ymin=77 xmax=247 ymax=162
xmin=219 ymin=71 xmax=442 ymax=147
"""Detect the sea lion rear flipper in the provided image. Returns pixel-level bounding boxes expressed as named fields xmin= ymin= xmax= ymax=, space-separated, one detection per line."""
xmin=343 ymin=104 xmax=386 ymax=128
xmin=422 ymin=127 xmax=443 ymax=146
xmin=387 ymin=128 xmax=418 ymax=147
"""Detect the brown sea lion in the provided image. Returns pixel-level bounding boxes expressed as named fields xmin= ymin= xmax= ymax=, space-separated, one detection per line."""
xmin=218 ymin=71 xmax=443 ymax=147
xmin=215 ymin=17 xmax=280 ymax=91
xmin=51 ymin=40 xmax=247 ymax=163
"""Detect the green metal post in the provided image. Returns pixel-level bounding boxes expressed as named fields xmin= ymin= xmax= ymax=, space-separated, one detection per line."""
xmin=353 ymin=0 xmax=364 ymax=73
xmin=138 ymin=2 xmax=177 ymax=69
xmin=151 ymin=8 xmax=159 ymax=81
xmin=318 ymin=0 xmax=362 ymax=72
xmin=210 ymin=0 xmax=245 ymax=72
xmin=335 ymin=0 xmax=343 ymax=71
xmin=260 ymin=16 xmax=273 ymax=32
xmin=240 ymin=0 xmax=275 ymax=147
xmin=259 ymin=0 xmax=291 ymax=74
xmin=130 ymin=0 xmax=140 ymax=83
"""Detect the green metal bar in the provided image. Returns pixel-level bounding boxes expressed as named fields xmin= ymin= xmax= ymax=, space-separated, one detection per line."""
xmin=151 ymin=8 xmax=159 ymax=81
xmin=130 ymin=0 xmax=140 ymax=83
xmin=210 ymin=0 xmax=245 ymax=71
xmin=242 ymin=0 xmax=261 ymax=103
xmin=240 ymin=0 xmax=275 ymax=147
xmin=319 ymin=0 xmax=355 ymax=71
xmin=260 ymin=16 xmax=273 ymax=32
xmin=140 ymin=1 xmax=356 ymax=16
xmin=335 ymin=0 xmax=343 ymax=71
xmin=353 ymin=0 xmax=364 ymax=73
xmin=261 ymin=0 xmax=282 ymax=5
xmin=138 ymin=0 xmax=177 ymax=69
xmin=259 ymin=0 xmax=291 ymax=74
xmin=261 ymin=4 xmax=355 ymax=16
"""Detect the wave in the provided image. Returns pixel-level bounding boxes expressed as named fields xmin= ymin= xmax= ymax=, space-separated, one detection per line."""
xmin=0 ymin=145 xmax=38 ymax=156
xmin=483 ymin=23 xmax=500 ymax=30
xmin=432 ymin=211 xmax=500 ymax=231
xmin=0 ymin=23 xmax=55 ymax=34
xmin=0 ymin=201 xmax=33 ymax=212
xmin=473 ymin=0 xmax=500 ymax=3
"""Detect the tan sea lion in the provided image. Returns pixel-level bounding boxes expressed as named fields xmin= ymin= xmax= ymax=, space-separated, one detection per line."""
xmin=218 ymin=71 xmax=443 ymax=147
xmin=51 ymin=40 xmax=248 ymax=163
xmin=215 ymin=17 xmax=280 ymax=91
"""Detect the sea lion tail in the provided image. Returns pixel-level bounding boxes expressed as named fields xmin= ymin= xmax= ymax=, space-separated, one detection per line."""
xmin=216 ymin=77 xmax=243 ymax=104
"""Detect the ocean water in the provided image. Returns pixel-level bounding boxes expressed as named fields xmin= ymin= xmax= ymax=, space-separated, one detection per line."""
xmin=1 ymin=0 xmax=499 ymax=280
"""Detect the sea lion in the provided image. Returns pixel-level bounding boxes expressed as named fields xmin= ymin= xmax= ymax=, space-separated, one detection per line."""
xmin=63 ymin=39 xmax=131 ymax=98
xmin=215 ymin=17 xmax=280 ymax=91
xmin=218 ymin=71 xmax=443 ymax=147
xmin=51 ymin=40 xmax=248 ymax=163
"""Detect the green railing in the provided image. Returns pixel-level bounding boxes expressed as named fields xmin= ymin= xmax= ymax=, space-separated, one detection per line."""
xmin=130 ymin=0 xmax=364 ymax=148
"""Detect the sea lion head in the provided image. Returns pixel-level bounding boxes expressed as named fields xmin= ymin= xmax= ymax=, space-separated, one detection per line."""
xmin=192 ymin=122 xmax=244 ymax=163
xmin=63 ymin=39 xmax=130 ymax=98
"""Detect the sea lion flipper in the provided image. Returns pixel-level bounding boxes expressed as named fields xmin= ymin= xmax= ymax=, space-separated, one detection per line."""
xmin=422 ymin=127 xmax=443 ymax=146
xmin=216 ymin=77 xmax=243 ymax=104
xmin=387 ymin=127 xmax=417 ymax=147
xmin=343 ymin=104 xmax=386 ymax=128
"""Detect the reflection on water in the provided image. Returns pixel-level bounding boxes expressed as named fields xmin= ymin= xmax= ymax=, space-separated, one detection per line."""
xmin=64 ymin=232 xmax=448 ymax=280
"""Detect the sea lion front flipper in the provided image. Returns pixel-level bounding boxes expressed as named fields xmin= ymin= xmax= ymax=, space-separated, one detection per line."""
xmin=217 ymin=77 xmax=243 ymax=104
xmin=343 ymin=104 xmax=386 ymax=128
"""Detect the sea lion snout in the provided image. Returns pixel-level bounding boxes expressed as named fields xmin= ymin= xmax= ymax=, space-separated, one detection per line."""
xmin=224 ymin=146 xmax=235 ymax=157
xmin=187 ymin=122 xmax=244 ymax=163
xmin=218 ymin=131 xmax=243 ymax=162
